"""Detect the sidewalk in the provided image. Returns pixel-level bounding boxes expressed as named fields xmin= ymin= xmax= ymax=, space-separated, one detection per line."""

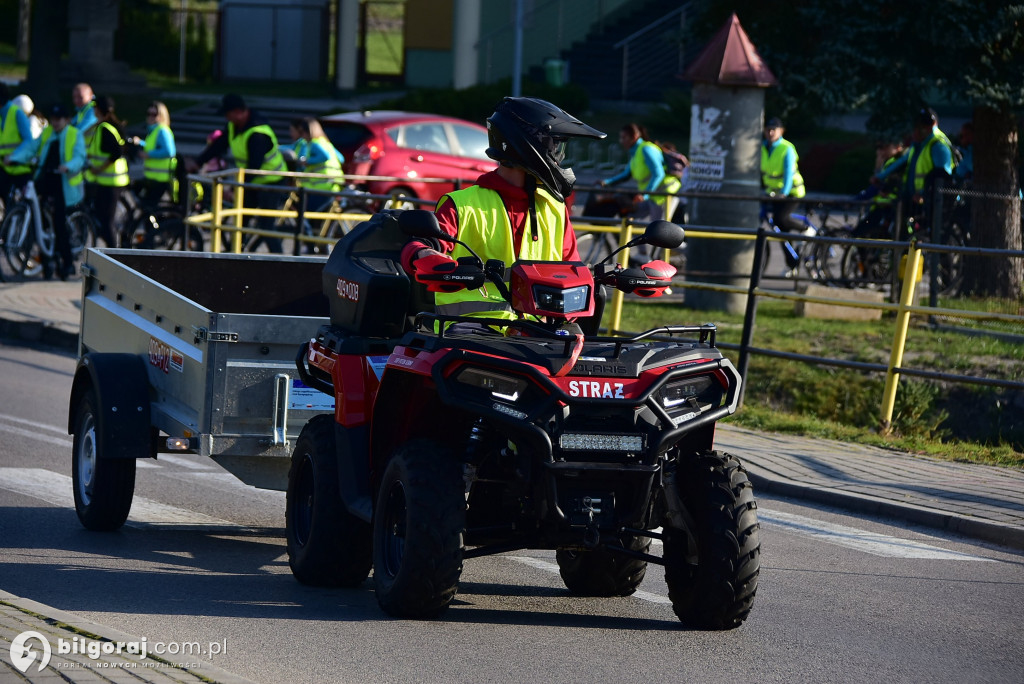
xmin=1 ymin=271 xmax=1022 ymax=681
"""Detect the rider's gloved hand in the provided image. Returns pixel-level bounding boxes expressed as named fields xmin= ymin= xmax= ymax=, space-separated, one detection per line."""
xmin=413 ymin=249 xmax=461 ymax=292
xmin=634 ymin=259 xmax=676 ymax=297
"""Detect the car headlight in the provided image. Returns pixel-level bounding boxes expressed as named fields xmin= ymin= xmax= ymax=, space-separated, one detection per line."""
xmin=533 ymin=284 xmax=590 ymax=314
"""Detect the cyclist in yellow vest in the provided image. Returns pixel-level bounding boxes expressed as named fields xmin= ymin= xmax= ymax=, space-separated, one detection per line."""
xmin=9 ymin=104 xmax=87 ymax=280
xmin=853 ymin=139 xmax=905 ymax=239
xmin=285 ymin=116 xmax=344 ymax=212
xmin=401 ymin=97 xmax=605 ymax=324
xmin=872 ymin=107 xmax=955 ymax=208
xmin=0 ymin=83 xmax=37 ymax=206
xmin=189 ymin=93 xmax=288 ymax=252
xmin=600 ymin=122 xmax=682 ymax=224
xmin=86 ymin=96 xmax=130 ymax=247
xmin=129 ymin=100 xmax=176 ymax=210
xmin=761 ymin=117 xmax=807 ymax=272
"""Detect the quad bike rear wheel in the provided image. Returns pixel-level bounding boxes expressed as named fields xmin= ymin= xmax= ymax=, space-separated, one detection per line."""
xmin=286 ymin=415 xmax=372 ymax=587
xmin=555 ymin=535 xmax=651 ymax=596
xmin=663 ymin=450 xmax=760 ymax=629
xmin=373 ymin=440 xmax=466 ymax=618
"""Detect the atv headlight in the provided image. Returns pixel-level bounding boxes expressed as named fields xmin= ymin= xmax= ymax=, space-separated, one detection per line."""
xmin=659 ymin=375 xmax=714 ymax=408
xmin=560 ymin=433 xmax=644 ymax=452
xmin=456 ymin=367 xmax=528 ymax=402
xmin=533 ymin=284 xmax=590 ymax=314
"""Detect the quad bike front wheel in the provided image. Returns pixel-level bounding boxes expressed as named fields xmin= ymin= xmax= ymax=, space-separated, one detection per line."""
xmin=286 ymin=415 xmax=372 ymax=587
xmin=663 ymin=450 xmax=760 ymax=629
xmin=372 ymin=440 xmax=465 ymax=619
xmin=556 ymin=534 xmax=651 ymax=596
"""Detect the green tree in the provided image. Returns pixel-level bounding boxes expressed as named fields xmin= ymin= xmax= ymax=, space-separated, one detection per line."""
xmin=695 ymin=1 xmax=1023 ymax=297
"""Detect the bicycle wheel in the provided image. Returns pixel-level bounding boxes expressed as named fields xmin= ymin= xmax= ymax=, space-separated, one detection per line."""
xmin=2 ymin=203 xmax=35 ymax=279
xmin=806 ymin=227 xmax=848 ymax=285
xmin=577 ymin=231 xmax=616 ymax=266
xmin=67 ymin=209 xmax=97 ymax=266
xmin=934 ymin=224 xmax=966 ymax=296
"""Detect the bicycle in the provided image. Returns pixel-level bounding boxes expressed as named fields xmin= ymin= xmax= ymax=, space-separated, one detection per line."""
xmin=758 ymin=202 xmax=840 ymax=282
xmin=1 ymin=179 xmax=95 ymax=281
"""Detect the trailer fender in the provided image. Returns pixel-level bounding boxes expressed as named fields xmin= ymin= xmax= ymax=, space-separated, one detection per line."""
xmin=69 ymin=353 xmax=153 ymax=460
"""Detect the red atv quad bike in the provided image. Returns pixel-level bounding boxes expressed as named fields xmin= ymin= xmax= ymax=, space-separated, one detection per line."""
xmin=290 ymin=209 xmax=760 ymax=629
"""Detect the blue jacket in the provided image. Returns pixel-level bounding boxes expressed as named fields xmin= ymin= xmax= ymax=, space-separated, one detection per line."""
xmin=0 ymin=101 xmax=36 ymax=161
xmin=11 ymin=124 xmax=88 ymax=207
xmin=603 ymin=139 xmax=666 ymax=197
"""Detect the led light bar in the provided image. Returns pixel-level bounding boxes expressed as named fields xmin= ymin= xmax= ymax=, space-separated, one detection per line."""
xmin=559 ymin=433 xmax=644 ymax=452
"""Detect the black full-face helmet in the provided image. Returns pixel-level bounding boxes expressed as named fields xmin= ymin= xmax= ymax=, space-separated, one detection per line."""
xmin=486 ymin=97 xmax=605 ymax=202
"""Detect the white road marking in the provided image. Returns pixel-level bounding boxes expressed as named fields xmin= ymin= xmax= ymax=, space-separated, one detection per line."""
xmin=506 ymin=555 xmax=672 ymax=605
xmin=0 ymin=467 xmax=240 ymax=528
xmin=0 ymin=413 xmax=72 ymax=447
xmin=758 ymin=508 xmax=993 ymax=561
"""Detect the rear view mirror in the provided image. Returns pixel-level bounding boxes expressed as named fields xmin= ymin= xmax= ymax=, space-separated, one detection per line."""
xmin=642 ymin=220 xmax=685 ymax=249
xmin=398 ymin=209 xmax=448 ymax=241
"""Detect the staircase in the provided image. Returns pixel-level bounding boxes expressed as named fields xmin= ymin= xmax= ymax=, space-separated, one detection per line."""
xmin=530 ymin=0 xmax=697 ymax=102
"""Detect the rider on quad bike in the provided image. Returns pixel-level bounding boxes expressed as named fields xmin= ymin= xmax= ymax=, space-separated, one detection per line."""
xmin=289 ymin=98 xmax=760 ymax=630
xmin=400 ymin=96 xmax=605 ymax=325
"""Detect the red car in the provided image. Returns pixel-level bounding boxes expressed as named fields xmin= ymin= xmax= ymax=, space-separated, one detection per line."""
xmin=320 ymin=110 xmax=497 ymax=206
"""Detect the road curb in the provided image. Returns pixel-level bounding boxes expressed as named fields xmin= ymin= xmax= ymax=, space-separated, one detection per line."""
xmin=749 ymin=473 xmax=1024 ymax=552
xmin=0 ymin=589 xmax=258 ymax=684
xmin=0 ymin=317 xmax=78 ymax=352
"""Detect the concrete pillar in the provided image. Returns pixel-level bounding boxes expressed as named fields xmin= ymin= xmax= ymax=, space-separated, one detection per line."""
xmin=685 ymin=85 xmax=765 ymax=312
xmin=452 ymin=0 xmax=481 ymax=89
xmin=679 ymin=13 xmax=777 ymax=314
xmin=335 ymin=0 xmax=360 ymax=90
xmin=67 ymin=0 xmax=119 ymax=67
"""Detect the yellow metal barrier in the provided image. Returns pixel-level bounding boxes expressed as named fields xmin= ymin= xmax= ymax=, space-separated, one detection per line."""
xmin=881 ymin=243 xmax=923 ymax=432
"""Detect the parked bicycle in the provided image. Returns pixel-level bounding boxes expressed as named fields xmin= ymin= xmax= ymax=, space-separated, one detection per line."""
xmin=0 ymin=179 xmax=94 ymax=281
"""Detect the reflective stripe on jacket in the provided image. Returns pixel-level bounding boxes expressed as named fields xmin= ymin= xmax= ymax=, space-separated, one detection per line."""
xmin=228 ymin=122 xmax=286 ymax=184
xmin=433 ymin=185 xmax=565 ymax=319
xmin=86 ymin=122 xmax=129 ymax=187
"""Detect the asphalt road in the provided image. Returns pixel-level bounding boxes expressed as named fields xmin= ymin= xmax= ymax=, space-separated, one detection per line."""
xmin=1 ymin=342 xmax=1023 ymax=684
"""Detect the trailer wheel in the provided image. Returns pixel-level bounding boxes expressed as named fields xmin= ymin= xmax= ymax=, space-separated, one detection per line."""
xmin=286 ymin=415 xmax=372 ymax=587
xmin=663 ymin=450 xmax=760 ymax=630
xmin=555 ymin=534 xmax=651 ymax=596
xmin=71 ymin=386 xmax=136 ymax=531
xmin=373 ymin=440 xmax=465 ymax=619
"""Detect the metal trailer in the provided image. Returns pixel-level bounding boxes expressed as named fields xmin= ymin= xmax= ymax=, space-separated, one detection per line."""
xmin=69 ymin=248 xmax=334 ymax=529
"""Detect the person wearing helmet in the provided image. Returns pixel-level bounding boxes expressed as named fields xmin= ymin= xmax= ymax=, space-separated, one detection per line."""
xmin=0 ymin=83 xmax=37 ymax=206
xmin=12 ymin=94 xmax=45 ymax=138
xmin=401 ymin=96 xmax=605 ymax=322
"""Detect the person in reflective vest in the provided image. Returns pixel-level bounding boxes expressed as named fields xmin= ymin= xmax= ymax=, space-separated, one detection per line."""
xmin=130 ymin=100 xmax=176 ymax=209
xmin=86 ymin=96 xmax=130 ymax=247
xmin=9 ymin=103 xmax=87 ymax=279
xmin=71 ymin=83 xmax=97 ymax=140
xmin=760 ymin=117 xmax=807 ymax=271
xmin=871 ymin=107 xmax=955 ymax=232
xmin=600 ymin=123 xmax=681 ymax=225
xmin=190 ymin=93 xmax=288 ymax=252
xmin=401 ymin=97 xmax=605 ymax=325
xmin=286 ymin=116 xmax=344 ymax=213
xmin=0 ymin=82 xmax=37 ymax=204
